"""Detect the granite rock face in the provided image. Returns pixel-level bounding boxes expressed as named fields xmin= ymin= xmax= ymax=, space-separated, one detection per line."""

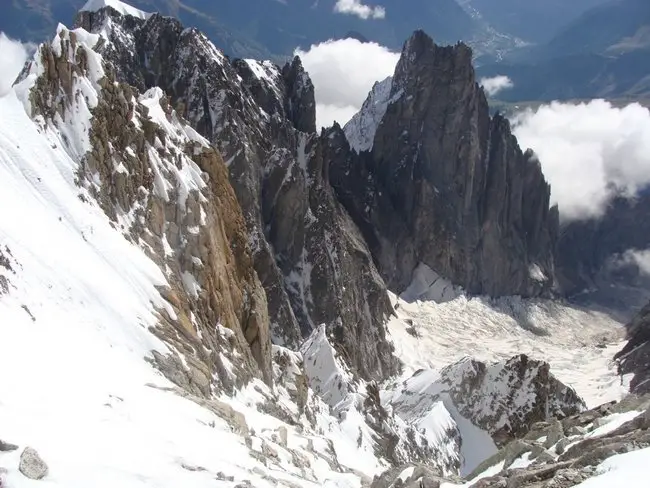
xmin=70 ymin=9 xmax=561 ymax=385
xmin=335 ymin=31 xmax=559 ymax=298
xmin=18 ymin=23 xmax=272 ymax=392
xmin=387 ymin=355 xmax=585 ymax=454
xmin=75 ymin=6 xmax=399 ymax=381
xmin=557 ymin=193 xmax=650 ymax=298
xmin=616 ymin=301 xmax=650 ymax=395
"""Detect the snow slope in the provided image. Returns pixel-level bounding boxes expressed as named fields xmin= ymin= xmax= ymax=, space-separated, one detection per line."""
xmin=0 ymin=82 xmax=379 ymax=488
xmin=81 ymin=0 xmax=151 ymax=19
xmin=572 ymin=446 xmax=650 ymax=488
xmin=343 ymin=76 xmax=392 ymax=153
xmin=0 ymin=22 xmax=386 ymax=487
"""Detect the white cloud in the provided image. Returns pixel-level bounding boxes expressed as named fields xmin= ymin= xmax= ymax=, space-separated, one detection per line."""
xmin=295 ymin=38 xmax=399 ymax=129
xmin=314 ymin=104 xmax=360 ymax=130
xmin=334 ymin=0 xmax=386 ymax=20
xmin=620 ymin=249 xmax=650 ymax=276
xmin=512 ymin=100 xmax=650 ymax=221
xmin=0 ymin=33 xmax=32 ymax=97
xmin=479 ymin=75 xmax=513 ymax=97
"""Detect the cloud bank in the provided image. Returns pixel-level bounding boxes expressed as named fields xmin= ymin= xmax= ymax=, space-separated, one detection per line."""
xmin=621 ymin=249 xmax=650 ymax=276
xmin=512 ymin=100 xmax=650 ymax=221
xmin=334 ymin=0 xmax=386 ymax=20
xmin=0 ymin=33 xmax=31 ymax=97
xmin=296 ymin=38 xmax=399 ymax=129
xmin=479 ymin=75 xmax=514 ymax=97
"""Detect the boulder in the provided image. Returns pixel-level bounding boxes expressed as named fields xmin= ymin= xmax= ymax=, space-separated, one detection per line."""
xmin=19 ymin=447 xmax=48 ymax=480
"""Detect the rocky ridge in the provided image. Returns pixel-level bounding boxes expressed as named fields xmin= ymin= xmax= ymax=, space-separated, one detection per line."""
xmin=74 ymin=4 xmax=400 ymax=382
xmin=15 ymin=22 xmax=272 ymax=392
xmin=375 ymin=393 xmax=650 ymax=487
xmin=383 ymin=354 xmax=585 ymax=476
xmin=5 ymin=17 xmax=431 ymax=482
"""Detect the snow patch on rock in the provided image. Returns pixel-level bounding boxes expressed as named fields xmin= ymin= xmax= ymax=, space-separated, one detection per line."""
xmin=343 ymin=76 xmax=392 ymax=153
xmin=81 ymin=0 xmax=151 ymax=20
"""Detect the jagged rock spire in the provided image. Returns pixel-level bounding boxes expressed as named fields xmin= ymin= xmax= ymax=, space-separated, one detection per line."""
xmin=334 ymin=30 xmax=558 ymax=297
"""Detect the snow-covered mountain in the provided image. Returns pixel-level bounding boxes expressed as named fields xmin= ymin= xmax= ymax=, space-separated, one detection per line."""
xmin=1 ymin=1 xmax=650 ymax=487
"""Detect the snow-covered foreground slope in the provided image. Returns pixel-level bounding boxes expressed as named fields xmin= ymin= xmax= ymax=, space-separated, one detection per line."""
xmin=0 ymin=91 xmax=338 ymax=487
xmin=571 ymin=447 xmax=650 ymax=487
xmin=0 ymin=32 xmax=389 ymax=487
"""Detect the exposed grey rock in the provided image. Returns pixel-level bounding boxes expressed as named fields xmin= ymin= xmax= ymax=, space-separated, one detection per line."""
xmin=616 ymin=301 xmax=650 ymax=395
xmin=543 ymin=420 xmax=565 ymax=449
xmin=0 ymin=439 xmax=18 ymax=452
xmin=330 ymin=30 xmax=558 ymax=298
xmin=17 ymin=24 xmax=274 ymax=394
xmin=459 ymin=396 xmax=650 ymax=487
xmin=74 ymin=4 xmax=399 ymax=383
xmin=567 ymin=425 xmax=587 ymax=437
xmin=19 ymin=447 xmax=48 ymax=480
xmin=282 ymin=56 xmax=317 ymax=134
xmin=370 ymin=464 xmax=452 ymax=488
xmin=468 ymin=439 xmax=550 ymax=480
xmin=557 ymin=193 xmax=650 ymax=297
xmin=441 ymin=355 xmax=583 ymax=446
xmin=555 ymin=437 xmax=572 ymax=455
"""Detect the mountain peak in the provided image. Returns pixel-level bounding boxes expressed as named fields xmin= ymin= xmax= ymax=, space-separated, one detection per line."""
xmin=402 ymin=29 xmax=473 ymax=59
xmin=80 ymin=0 xmax=151 ymax=20
xmin=332 ymin=27 xmax=556 ymax=297
xmin=394 ymin=30 xmax=474 ymax=95
xmin=404 ymin=29 xmax=435 ymax=52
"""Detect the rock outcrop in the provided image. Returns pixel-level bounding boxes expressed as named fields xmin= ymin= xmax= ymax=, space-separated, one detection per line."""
xmin=377 ymin=393 xmax=650 ymax=488
xmin=17 ymin=23 xmax=272 ymax=392
xmin=468 ymin=394 xmax=650 ymax=487
xmin=334 ymin=31 xmax=559 ymax=298
xmin=298 ymin=325 xmax=458 ymax=472
xmin=74 ymin=5 xmax=399 ymax=381
xmin=615 ymin=301 xmax=650 ymax=395
xmin=19 ymin=447 xmax=49 ymax=480
xmin=386 ymin=354 xmax=585 ymax=452
xmin=449 ymin=355 xmax=585 ymax=445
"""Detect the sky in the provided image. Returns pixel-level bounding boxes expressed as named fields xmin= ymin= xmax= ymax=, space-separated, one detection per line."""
xmin=296 ymin=38 xmax=399 ymax=129
xmin=334 ymin=0 xmax=386 ymax=19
